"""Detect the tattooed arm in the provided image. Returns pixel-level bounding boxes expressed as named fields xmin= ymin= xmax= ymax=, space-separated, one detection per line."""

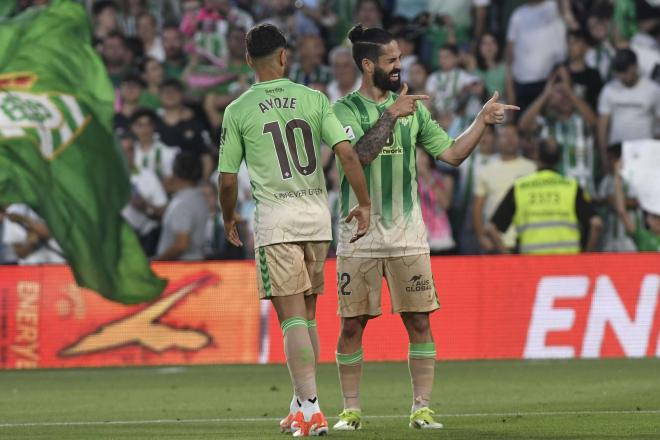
xmin=354 ymin=110 xmax=397 ymax=166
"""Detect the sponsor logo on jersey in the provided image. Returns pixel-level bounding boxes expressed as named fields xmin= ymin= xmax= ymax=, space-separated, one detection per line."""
xmin=380 ymin=146 xmax=403 ymax=155
xmin=344 ymin=125 xmax=355 ymax=140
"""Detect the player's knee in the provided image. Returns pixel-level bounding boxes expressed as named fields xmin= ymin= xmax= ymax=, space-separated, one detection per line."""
xmin=340 ymin=318 xmax=364 ymax=341
xmin=405 ymin=314 xmax=431 ymax=337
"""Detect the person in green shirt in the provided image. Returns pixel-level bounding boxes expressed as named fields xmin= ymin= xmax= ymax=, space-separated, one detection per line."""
xmin=138 ymin=57 xmax=163 ymax=110
xmin=162 ymin=24 xmax=188 ymax=81
xmin=217 ymin=23 xmax=371 ymax=437
xmin=474 ymin=32 xmax=507 ymax=98
xmin=614 ymin=160 xmax=660 ymax=252
xmin=331 ymin=23 xmax=519 ymax=431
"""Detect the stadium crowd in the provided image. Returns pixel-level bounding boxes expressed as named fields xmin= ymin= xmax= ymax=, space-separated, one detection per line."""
xmin=1 ymin=0 xmax=659 ymax=264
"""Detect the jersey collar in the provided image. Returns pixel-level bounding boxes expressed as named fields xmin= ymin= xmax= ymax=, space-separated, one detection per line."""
xmin=356 ymin=90 xmax=395 ymax=111
xmin=251 ymin=78 xmax=291 ymax=88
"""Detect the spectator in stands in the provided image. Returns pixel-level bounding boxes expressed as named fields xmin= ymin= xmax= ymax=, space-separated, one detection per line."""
xmin=395 ymin=28 xmax=419 ymax=84
xmin=212 ymin=0 xmax=254 ymax=31
xmin=474 ymin=124 xmax=536 ymax=253
xmin=455 ymin=125 xmax=499 ymax=253
xmin=427 ymin=0 xmax=491 ymax=44
xmin=130 ymin=108 xmax=179 ymax=180
xmin=114 ymin=73 xmax=145 ymax=137
xmin=566 ymin=29 xmax=603 ymax=111
xmin=1 ymin=204 xmax=65 ymax=265
xmin=156 ymin=78 xmax=213 ymax=175
xmin=597 ymin=49 xmax=660 ymax=170
xmin=473 ymin=32 xmax=506 ymax=99
xmin=585 ymin=10 xmax=615 ymax=82
xmin=426 ymin=44 xmax=481 ymax=120
xmin=326 ymin=46 xmax=361 ymax=103
xmin=155 ymin=153 xmax=208 ymax=260
xmin=137 ymin=12 xmax=165 ymax=62
xmin=161 ymin=24 xmax=188 ymax=81
xmin=200 ymin=181 xmax=225 ymax=259
xmin=0 ymin=208 xmax=17 ymax=264
xmin=102 ymin=31 xmax=132 ymax=87
xmin=629 ymin=4 xmax=660 ymax=80
xmin=355 ymin=0 xmax=383 ymax=30
xmin=486 ymin=140 xmax=602 ymax=254
xmin=596 ymin=144 xmax=638 ymax=252
xmin=289 ymin=34 xmax=332 ymax=91
xmin=506 ymin=0 xmax=567 ymax=112
xmin=138 ymin=57 xmax=164 ymax=109
xmin=416 ymin=148 xmax=455 ymax=254
xmin=120 ymin=134 xmax=168 ymax=256
xmin=408 ymin=61 xmax=430 ymax=98
xmin=119 ymin=0 xmax=149 ymax=37
xmin=91 ymin=0 xmax=120 ymax=48
xmin=613 ymin=162 xmax=660 ymax=252
xmin=518 ymin=66 xmax=598 ymax=195
xmin=203 ymin=26 xmax=253 ymax=132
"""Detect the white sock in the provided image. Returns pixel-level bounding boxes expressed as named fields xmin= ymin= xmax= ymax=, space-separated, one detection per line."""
xmin=301 ymin=396 xmax=320 ymax=421
xmin=290 ymin=394 xmax=301 ymax=414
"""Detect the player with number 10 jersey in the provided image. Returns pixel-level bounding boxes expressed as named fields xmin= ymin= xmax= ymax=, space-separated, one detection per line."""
xmin=218 ymin=24 xmax=370 ymax=437
xmin=220 ymin=79 xmax=344 ymax=247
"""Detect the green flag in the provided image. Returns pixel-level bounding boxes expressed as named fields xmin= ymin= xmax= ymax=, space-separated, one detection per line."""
xmin=0 ymin=0 xmax=16 ymax=18
xmin=0 ymin=0 xmax=167 ymax=303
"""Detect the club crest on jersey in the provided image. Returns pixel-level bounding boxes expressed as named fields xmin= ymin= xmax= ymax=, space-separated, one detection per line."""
xmin=399 ymin=115 xmax=412 ymax=126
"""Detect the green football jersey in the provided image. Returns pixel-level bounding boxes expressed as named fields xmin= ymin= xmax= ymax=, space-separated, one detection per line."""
xmin=333 ymin=91 xmax=454 ymax=257
xmin=218 ymin=78 xmax=348 ymax=248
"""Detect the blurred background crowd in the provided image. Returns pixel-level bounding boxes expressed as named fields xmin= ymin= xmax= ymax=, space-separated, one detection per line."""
xmin=1 ymin=0 xmax=659 ymax=264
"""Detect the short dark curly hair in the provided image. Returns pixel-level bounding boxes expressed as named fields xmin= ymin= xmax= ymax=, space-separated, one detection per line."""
xmin=173 ymin=152 xmax=203 ymax=184
xmin=246 ymin=24 xmax=286 ymax=59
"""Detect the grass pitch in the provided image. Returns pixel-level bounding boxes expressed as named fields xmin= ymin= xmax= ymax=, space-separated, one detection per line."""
xmin=1 ymin=359 xmax=659 ymax=439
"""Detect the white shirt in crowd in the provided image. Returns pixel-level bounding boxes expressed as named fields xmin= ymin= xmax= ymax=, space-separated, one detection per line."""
xmin=133 ymin=140 xmax=179 ymax=179
xmin=425 ymin=68 xmax=479 ymax=116
xmin=598 ymin=77 xmax=660 ymax=145
xmin=1 ymin=204 xmax=65 ymax=265
xmin=630 ymin=33 xmax=660 ymax=80
xmin=121 ymin=168 xmax=168 ymax=236
xmin=146 ymin=37 xmax=165 ymax=62
xmin=426 ymin=0 xmax=491 ymax=29
xmin=507 ymin=0 xmax=567 ymax=83
xmin=326 ymin=76 xmax=361 ymax=104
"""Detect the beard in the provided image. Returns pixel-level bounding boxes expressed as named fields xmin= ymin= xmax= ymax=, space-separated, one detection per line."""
xmin=373 ymin=66 xmax=401 ymax=92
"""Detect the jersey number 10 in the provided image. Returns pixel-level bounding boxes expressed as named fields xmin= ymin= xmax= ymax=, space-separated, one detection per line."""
xmin=263 ymin=119 xmax=317 ymax=180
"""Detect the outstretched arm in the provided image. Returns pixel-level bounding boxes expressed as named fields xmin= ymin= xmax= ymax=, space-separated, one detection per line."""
xmin=438 ymin=91 xmax=519 ymax=166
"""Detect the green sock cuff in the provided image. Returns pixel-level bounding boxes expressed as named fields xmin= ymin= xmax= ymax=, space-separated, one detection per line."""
xmin=280 ymin=316 xmax=308 ymax=335
xmin=336 ymin=348 xmax=364 ymax=366
xmin=307 ymin=319 xmax=317 ymax=328
xmin=409 ymin=342 xmax=436 ymax=359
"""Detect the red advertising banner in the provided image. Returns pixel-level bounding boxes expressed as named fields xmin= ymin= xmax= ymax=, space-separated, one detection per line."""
xmin=1 ymin=254 xmax=659 ymax=369
xmin=0 ymin=262 xmax=261 ymax=369
xmin=268 ymin=254 xmax=660 ymax=363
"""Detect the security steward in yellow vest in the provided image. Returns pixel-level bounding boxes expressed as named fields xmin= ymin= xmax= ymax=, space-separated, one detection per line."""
xmin=485 ymin=141 xmax=603 ymax=254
